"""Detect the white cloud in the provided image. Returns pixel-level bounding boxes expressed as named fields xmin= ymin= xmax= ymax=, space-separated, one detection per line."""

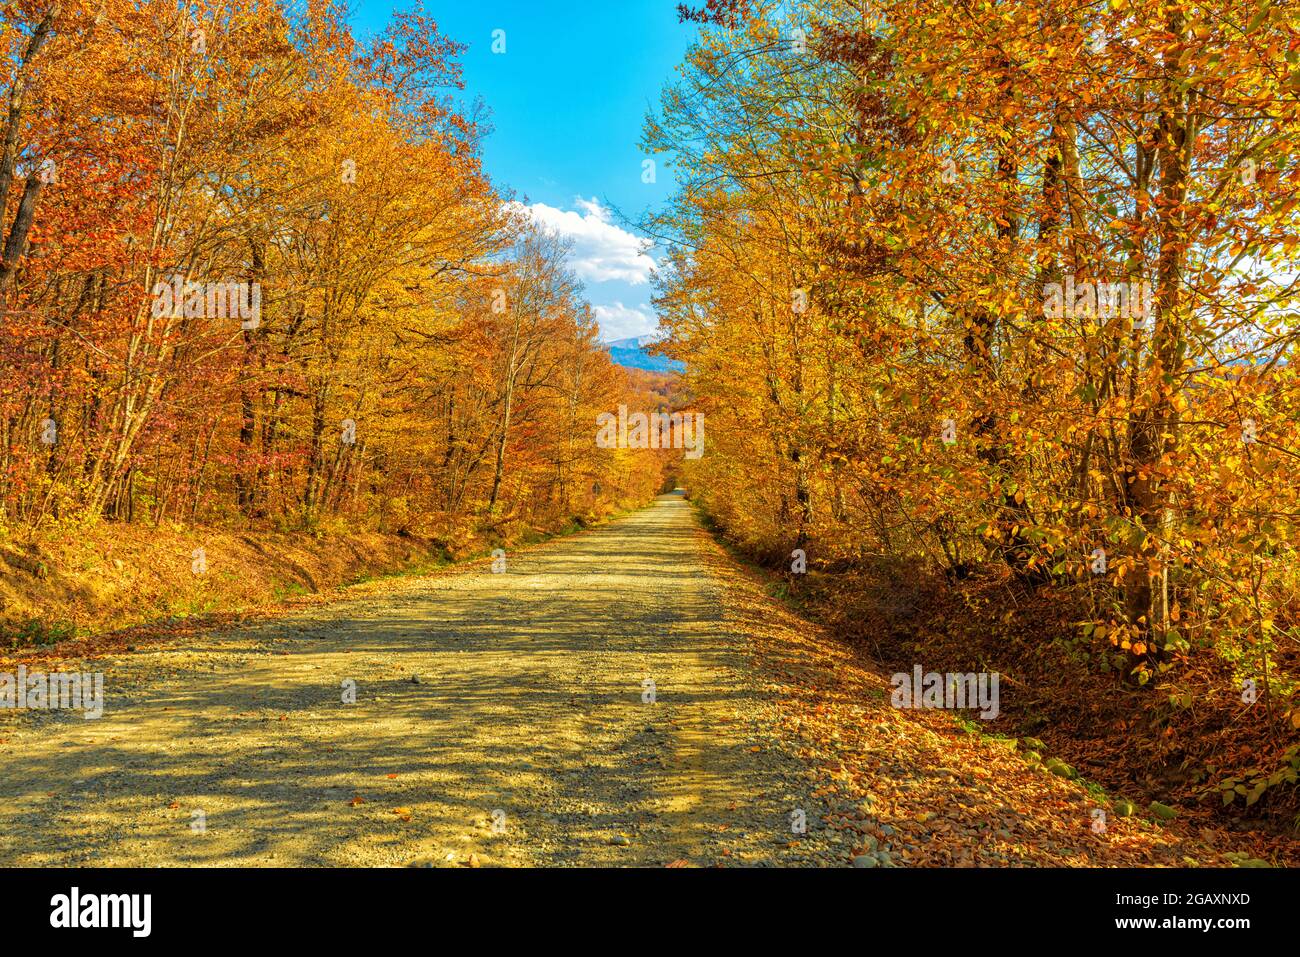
xmin=592 ymin=302 xmax=658 ymax=340
xmin=517 ymin=197 xmax=656 ymax=285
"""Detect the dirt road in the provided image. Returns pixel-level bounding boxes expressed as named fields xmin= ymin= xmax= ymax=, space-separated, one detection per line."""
xmin=1 ymin=493 xmax=1254 ymax=868
xmin=0 ymin=494 xmax=846 ymax=867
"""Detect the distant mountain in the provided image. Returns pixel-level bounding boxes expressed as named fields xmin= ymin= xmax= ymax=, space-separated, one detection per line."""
xmin=604 ymin=336 xmax=685 ymax=374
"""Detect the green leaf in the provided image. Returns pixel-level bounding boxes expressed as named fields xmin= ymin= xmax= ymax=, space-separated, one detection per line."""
xmin=1247 ymin=2 xmax=1272 ymax=33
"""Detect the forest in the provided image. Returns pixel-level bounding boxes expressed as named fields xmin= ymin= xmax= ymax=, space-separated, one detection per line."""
xmin=0 ymin=0 xmax=1297 ymax=879
xmin=0 ymin=1 xmax=667 ymax=547
xmin=656 ymin=0 xmax=1300 ymax=826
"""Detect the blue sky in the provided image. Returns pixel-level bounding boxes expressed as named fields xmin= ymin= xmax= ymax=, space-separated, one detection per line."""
xmin=351 ymin=1 xmax=696 ymax=341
